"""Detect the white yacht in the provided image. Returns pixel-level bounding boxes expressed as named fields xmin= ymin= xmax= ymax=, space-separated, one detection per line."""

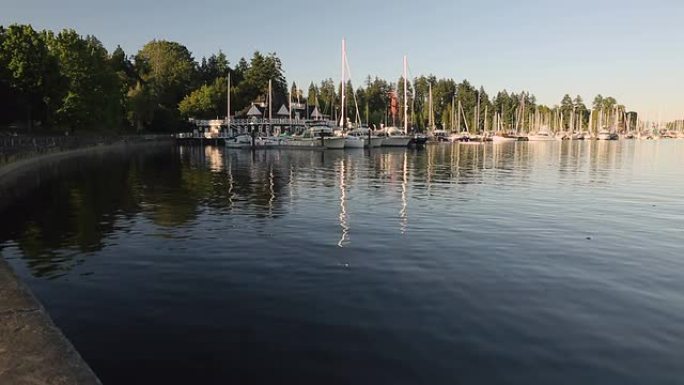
xmin=348 ymin=127 xmax=383 ymax=147
xmin=225 ymin=134 xmax=280 ymax=149
xmin=449 ymin=131 xmax=470 ymax=142
xmin=286 ymin=124 xmax=346 ymax=149
xmin=491 ymin=132 xmax=517 ymax=142
xmin=527 ymin=130 xmax=556 ymax=141
xmin=380 ymin=127 xmax=412 ymax=147
xmin=378 ymin=57 xmax=413 ymax=149
xmin=344 ymin=135 xmax=365 ymax=148
xmin=224 ymin=134 xmax=253 ymax=149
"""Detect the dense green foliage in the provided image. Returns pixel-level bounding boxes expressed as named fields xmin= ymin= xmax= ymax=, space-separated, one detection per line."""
xmin=0 ymin=25 xmax=60 ymax=129
xmin=179 ymin=77 xmax=227 ymax=119
xmin=46 ymin=30 xmax=124 ymax=131
xmin=0 ymin=23 xmax=640 ymax=133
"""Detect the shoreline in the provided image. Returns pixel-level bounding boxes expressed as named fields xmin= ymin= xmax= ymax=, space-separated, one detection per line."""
xmin=0 ymin=138 xmax=171 ymax=384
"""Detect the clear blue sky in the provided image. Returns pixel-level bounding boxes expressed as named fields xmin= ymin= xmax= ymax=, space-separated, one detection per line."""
xmin=2 ymin=0 xmax=683 ymax=120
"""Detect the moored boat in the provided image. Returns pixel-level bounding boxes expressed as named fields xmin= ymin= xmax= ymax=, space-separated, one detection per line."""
xmin=344 ymin=135 xmax=365 ymax=148
xmin=285 ymin=124 xmax=346 ymax=149
xmin=491 ymin=132 xmax=518 ymax=142
xmin=348 ymin=127 xmax=383 ymax=147
xmin=225 ymin=134 xmax=280 ymax=149
xmin=432 ymin=129 xmax=450 ymax=142
xmin=527 ymin=130 xmax=556 ymax=141
xmin=410 ymin=133 xmax=429 ymax=147
xmin=224 ymin=134 xmax=253 ymax=149
xmin=450 ymin=131 xmax=471 ymax=142
xmin=555 ymin=132 xmax=571 ymax=140
xmin=596 ymin=129 xmax=618 ymax=140
xmin=380 ymin=126 xmax=412 ymax=147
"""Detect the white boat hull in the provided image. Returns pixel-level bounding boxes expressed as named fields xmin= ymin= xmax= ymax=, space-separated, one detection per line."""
xmin=282 ymin=138 xmax=324 ymax=149
xmin=225 ymin=141 xmax=251 ymax=149
xmin=225 ymin=135 xmax=277 ymax=149
xmin=344 ymin=137 xmax=365 ymax=148
xmin=367 ymin=136 xmax=384 ymax=147
xmin=527 ymin=135 xmax=556 ymax=141
xmin=492 ymin=136 xmax=517 ymax=142
xmin=381 ymin=136 xmax=412 ymax=147
xmin=325 ymin=137 xmax=346 ymax=149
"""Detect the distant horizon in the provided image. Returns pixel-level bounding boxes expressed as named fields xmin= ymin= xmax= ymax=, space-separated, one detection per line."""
xmin=3 ymin=0 xmax=683 ymax=121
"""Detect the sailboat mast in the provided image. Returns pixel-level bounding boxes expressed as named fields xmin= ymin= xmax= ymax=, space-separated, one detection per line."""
xmin=288 ymin=87 xmax=292 ymax=121
xmin=451 ymin=97 xmax=455 ymax=131
xmin=428 ymin=82 xmax=433 ymax=131
xmin=476 ymin=90 xmax=481 ymax=132
xmin=403 ymin=55 xmax=408 ymax=135
xmin=268 ymin=79 xmax=272 ymax=136
xmin=457 ymin=100 xmax=462 ymax=132
xmin=226 ymin=73 xmax=231 ymax=123
xmin=341 ymin=39 xmax=346 ymax=128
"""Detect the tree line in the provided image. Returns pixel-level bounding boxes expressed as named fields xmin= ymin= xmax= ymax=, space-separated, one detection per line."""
xmin=0 ymin=24 xmax=287 ymax=133
xmin=1 ymin=24 xmax=637 ymax=133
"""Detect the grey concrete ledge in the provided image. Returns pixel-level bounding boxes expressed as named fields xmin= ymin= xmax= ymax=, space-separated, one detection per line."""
xmin=0 ymin=138 xmax=171 ymax=384
xmin=0 ymin=259 xmax=102 ymax=384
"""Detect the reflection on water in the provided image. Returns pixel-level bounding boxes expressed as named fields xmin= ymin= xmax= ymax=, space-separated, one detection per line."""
xmin=2 ymin=140 xmax=684 ymax=385
xmin=400 ymin=151 xmax=408 ymax=234
xmin=0 ymin=140 xmax=681 ymax=278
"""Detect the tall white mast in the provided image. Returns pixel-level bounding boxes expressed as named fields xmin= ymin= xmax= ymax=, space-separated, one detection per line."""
xmin=268 ymin=79 xmax=272 ymax=121
xmin=340 ymin=39 xmax=346 ymax=128
xmin=451 ymin=97 xmax=455 ymax=131
xmin=403 ymin=55 xmax=408 ymax=135
xmin=268 ymin=79 xmax=272 ymax=135
xmin=428 ymin=82 xmax=433 ymax=132
xmin=226 ymin=73 xmax=231 ymax=123
xmin=288 ymin=87 xmax=292 ymax=121
xmin=476 ymin=90 xmax=481 ymax=132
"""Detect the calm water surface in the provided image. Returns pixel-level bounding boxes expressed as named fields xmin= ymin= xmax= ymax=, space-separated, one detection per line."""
xmin=2 ymin=141 xmax=684 ymax=384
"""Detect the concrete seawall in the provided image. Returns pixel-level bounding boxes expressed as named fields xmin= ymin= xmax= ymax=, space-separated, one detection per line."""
xmin=0 ymin=139 xmax=172 ymax=384
xmin=0 ymin=258 xmax=102 ymax=384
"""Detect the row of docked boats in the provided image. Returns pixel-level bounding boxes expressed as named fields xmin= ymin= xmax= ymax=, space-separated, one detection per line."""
xmin=225 ymin=125 xmax=414 ymax=150
xmin=429 ymin=129 xmax=645 ymax=143
xmin=226 ymin=40 xmax=419 ymax=151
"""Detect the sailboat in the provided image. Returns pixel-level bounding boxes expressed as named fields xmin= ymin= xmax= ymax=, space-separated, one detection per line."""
xmin=527 ymin=125 xmax=556 ymax=141
xmin=381 ymin=55 xmax=412 ymax=147
xmin=337 ymin=39 xmax=365 ymax=149
xmin=410 ymin=78 xmax=429 ymax=147
xmin=492 ymin=112 xmax=517 ymax=142
xmin=596 ymin=106 xmax=619 ymax=140
xmin=450 ymin=100 xmax=471 ymax=142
